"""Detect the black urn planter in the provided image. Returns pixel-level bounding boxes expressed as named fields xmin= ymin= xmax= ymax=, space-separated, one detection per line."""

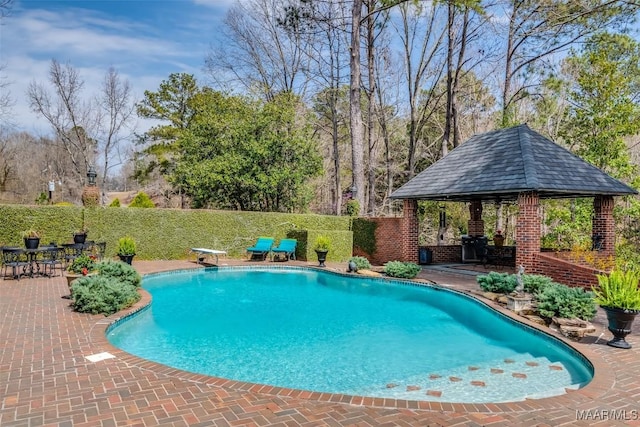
xmin=315 ymin=249 xmax=328 ymax=267
xmin=24 ymin=237 xmax=40 ymax=250
xmin=602 ymin=306 xmax=639 ymax=349
xmin=73 ymin=233 xmax=87 ymax=244
xmin=118 ymin=254 xmax=135 ymax=265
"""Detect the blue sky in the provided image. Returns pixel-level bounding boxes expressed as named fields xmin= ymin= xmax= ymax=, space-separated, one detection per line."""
xmin=2 ymin=0 xmax=234 ymax=135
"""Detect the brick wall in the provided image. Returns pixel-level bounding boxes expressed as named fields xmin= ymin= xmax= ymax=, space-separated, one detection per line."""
xmin=531 ymin=252 xmax=606 ymax=289
xmin=352 ymin=217 xmax=404 ymax=265
xmin=424 ymin=245 xmax=462 ymax=263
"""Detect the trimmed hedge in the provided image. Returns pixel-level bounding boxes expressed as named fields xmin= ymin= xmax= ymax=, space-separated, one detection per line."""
xmin=352 ymin=218 xmax=377 ymax=255
xmin=0 ymin=205 xmax=83 ymax=246
xmin=288 ymin=229 xmax=353 ymax=262
xmin=0 ymin=204 xmax=353 ymax=261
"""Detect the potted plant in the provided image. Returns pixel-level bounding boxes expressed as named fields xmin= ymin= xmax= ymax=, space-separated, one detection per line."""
xmin=23 ymin=229 xmax=41 ymax=249
xmin=314 ymin=235 xmax=331 ymax=267
xmin=65 ymin=253 xmax=97 ymax=295
xmin=117 ymin=236 xmax=136 ymax=265
xmin=73 ymin=228 xmax=88 ymax=244
xmin=493 ymin=229 xmax=505 ymax=247
xmin=593 ymin=268 xmax=640 ymax=349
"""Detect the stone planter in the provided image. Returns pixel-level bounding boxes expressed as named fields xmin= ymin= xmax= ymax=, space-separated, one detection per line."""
xmin=506 ymin=293 xmax=532 ymax=312
xmin=64 ymin=272 xmax=95 ymax=299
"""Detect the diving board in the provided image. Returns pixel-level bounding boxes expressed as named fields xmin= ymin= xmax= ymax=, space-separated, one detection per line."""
xmin=190 ymin=248 xmax=227 ymax=265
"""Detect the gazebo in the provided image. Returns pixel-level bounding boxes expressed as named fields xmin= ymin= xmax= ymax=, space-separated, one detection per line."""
xmin=389 ymin=124 xmax=637 ymax=286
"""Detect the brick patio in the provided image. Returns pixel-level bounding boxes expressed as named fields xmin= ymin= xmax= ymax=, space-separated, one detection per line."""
xmin=2 ymin=259 xmax=640 ymax=426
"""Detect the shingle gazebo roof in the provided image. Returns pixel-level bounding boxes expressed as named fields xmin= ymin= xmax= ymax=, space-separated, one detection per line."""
xmin=390 ymin=124 xmax=637 ymax=202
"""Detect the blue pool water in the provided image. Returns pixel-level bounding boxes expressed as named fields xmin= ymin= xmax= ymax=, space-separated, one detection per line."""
xmin=107 ymin=267 xmax=593 ymax=403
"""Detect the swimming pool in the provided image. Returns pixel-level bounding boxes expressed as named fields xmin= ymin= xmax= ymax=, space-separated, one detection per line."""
xmin=107 ymin=267 xmax=593 ymax=403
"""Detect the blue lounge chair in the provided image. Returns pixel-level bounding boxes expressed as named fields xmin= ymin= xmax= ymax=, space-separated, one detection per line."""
xmin=246 ymin=237 xmax=275 ymax=260
xmin=271 ymin=238 xmax=297 ymax=261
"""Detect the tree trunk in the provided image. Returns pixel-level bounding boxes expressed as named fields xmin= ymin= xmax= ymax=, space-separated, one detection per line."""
xmin=350 ymin=0 xmax=365 ymax=214
xmin=366 ymin=0 xmax=378 ymax=216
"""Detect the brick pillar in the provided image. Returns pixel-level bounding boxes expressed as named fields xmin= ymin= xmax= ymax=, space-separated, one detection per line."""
xmin=593 ymin=196 xmax=615 ymax=257
xmin=467 ymin=199 xmax=485 ymax=236
xmin=516 ymin=192 xmax=540 ymax=272
xmin=401 ymin=199 xmax=419 ymax=263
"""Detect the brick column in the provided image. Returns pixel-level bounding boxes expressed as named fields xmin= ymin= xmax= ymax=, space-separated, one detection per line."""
xmin=401 ymin=199 xmax=419 ymax=263
xmin=593 ymin=196 xmax=615 ymax=257
xmin=467 ymin=199 xmax=485 ymax=236
xmin=516 ymin=192 xmax=540 ymax=272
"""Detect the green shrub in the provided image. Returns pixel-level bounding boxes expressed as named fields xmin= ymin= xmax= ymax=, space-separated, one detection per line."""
xmin=109 ymin=198 xmax=121 ymax=207
xmin=384 ymin=261 xmax=421 ymax=279
xmin=96 ymin=259 xmax=141 ymax=288
xmin=36 ymin=192 xmax=49 ymax=205
xmin=345 ymin=199 xmax=360 ymax=217
xmin=129 ymin=192 xmax=155 ymax=208
xmin=522 ymin=274 xmax=555 ymax=294
xmin=476 ymin=272 xmax=517 ymax=294
xmin=536 ymin=283 xmax=596 ymax=321
xmin=349 ymin=256 xmax=371 ymax=270
xmin=71 ymin=276 xmax=141 ymax=316
xmin=593 ymin=268 xmax=640 ymax=310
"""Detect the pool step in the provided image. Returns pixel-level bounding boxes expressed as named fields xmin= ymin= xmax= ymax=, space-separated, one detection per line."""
xmin=366 ymin=354 xmax=581 ymax=403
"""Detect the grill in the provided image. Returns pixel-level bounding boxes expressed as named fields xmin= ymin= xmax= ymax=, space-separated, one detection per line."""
xmin=461 ymin=235 xmax=487 ymax=263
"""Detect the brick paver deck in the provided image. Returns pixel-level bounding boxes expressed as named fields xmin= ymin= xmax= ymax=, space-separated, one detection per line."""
xmin=2 ymin=259 xmax=640 ymax=426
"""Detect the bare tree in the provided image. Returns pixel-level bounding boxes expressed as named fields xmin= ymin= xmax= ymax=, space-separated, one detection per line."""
xmin=306 ymin=1 xmax=351 ymax=215
xmin=349 ymin=0 xmax=366 ymax=214
xmin=497 ymin=0 xmax=637 ymax=127
xmin=28 ymin=60 xmax=134 ymax=204
xmin=97 ymin=67 xmax=135 ymax=203
xmin=392 ymin=1 xmax=447 ymax=178
xmin=0 ymin=0 xmax=14 ymax=126
xmin=28 ymin=60 xmax=98 ymax=188
xmin=205 ymin=0 xmax=314 ymax=100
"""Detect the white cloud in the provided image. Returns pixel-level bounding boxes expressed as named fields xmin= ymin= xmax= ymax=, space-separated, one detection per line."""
xmin=1 ymin=3 xmax=218 ymax=135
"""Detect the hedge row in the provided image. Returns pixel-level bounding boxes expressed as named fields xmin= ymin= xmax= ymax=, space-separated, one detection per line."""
xmin=0 ymin=204 xmax=354 ymax=262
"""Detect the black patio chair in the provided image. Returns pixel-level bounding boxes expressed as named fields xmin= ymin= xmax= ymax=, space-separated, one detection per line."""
xmin=1 ymin=247 xmax=29 ymax=280
xmin=38 ymin=247 xmax=64 ymax=277
xmin=61 ymin=243 xmax=84 ymax=268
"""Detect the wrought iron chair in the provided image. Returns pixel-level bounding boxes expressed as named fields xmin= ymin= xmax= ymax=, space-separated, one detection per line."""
xmin=1 ymin=247 xmax=29 ymax=280
xmin=61 ymin=243 xmax=84 ymax=268
xmin=38 ymin=247 xmax=64 ymax=277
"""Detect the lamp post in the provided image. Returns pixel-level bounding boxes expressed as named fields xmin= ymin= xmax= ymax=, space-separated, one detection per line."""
xmin=82 ymin=165 xmax=100 ymax=207
xmin=87 ymin=165 xmax=97 ymax=186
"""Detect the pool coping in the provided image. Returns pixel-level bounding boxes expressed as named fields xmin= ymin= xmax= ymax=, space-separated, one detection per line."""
xmin=88 ymin=265 xmax=614 ymax=413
